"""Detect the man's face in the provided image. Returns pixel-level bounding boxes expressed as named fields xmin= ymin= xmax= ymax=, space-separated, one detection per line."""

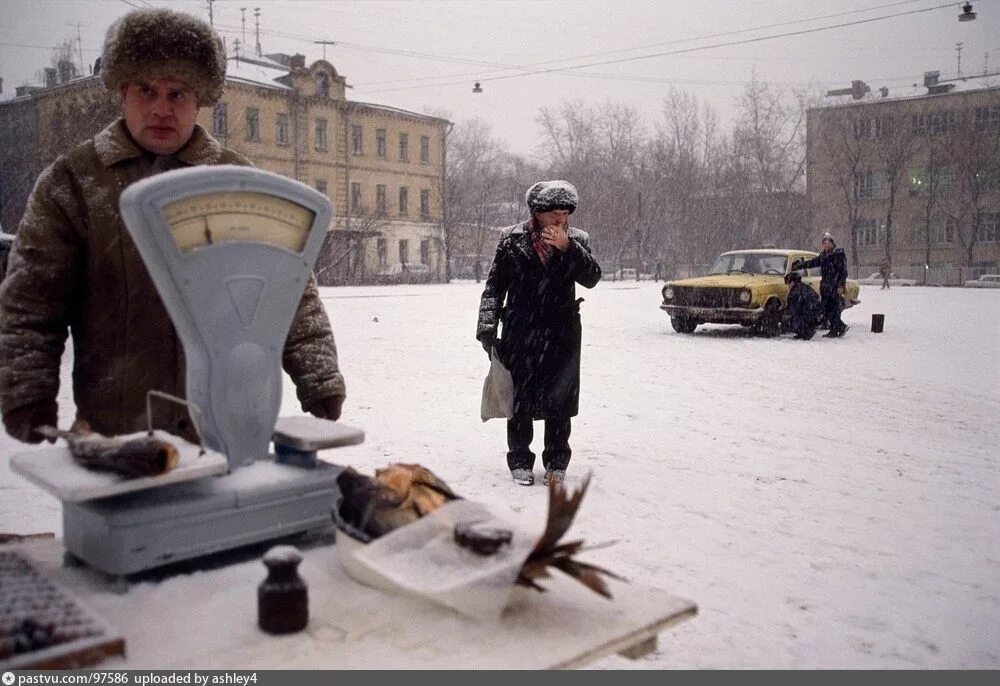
xmin=821 ymin=238 xmax=834 ymax=252
xmin=122 ymin=78 xmax=200 ymax=156
xmin=535 ymin=209 xmax=571 ymax=229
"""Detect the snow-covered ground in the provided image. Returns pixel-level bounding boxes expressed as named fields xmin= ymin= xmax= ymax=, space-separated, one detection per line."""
xmin=1 ymin=282 xmax=998 ymax=668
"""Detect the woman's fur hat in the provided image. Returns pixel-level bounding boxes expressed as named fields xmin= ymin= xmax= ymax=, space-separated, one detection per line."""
xmin=525 ymin=180 xmax=579 ymax=215
xmin=101 ymin=8 xmax=226 ymax=106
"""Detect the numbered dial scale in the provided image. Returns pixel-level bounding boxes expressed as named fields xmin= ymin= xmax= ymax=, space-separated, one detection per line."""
xmin=120 ymin=166 xmax=332 ymax=469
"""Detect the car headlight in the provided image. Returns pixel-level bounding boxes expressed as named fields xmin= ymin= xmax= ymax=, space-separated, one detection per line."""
xmin=739 ymin=289 xmax=751 ymax=304
xmin=663 ymin=286 xmax=674 ymax=300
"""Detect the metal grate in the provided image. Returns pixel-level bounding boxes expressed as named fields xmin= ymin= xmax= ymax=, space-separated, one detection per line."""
xmin=0 ymin=550 xmax=124 ymax=669
xmin=670 ymin=286 xmax=747 ymax=309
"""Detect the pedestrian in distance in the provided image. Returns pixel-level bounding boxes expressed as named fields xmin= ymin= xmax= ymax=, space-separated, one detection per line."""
xmin=791 ymin=232 xmax=849 ymax=338
xmin=783 ymin=271 xmax=821 ymax=340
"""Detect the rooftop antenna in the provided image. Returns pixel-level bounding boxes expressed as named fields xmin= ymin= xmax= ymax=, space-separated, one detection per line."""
xmin=985 ymin=52 xmax=990 ymax=76
xmin=956 ymin=41 xmax=964 ymax=78
xmin=234 ymin=38 xmax=241 ymax=63
xmin=66 ymin=21 xmax=86 ymax=75
xmin=314 ymin=40 xmax=335 ymax=61
xmin=254 ymin=7 xmax=262 ymax=58
xmin=241 ymin=7 xmax=247 ymax=50
xmin=206 ymin=0 xmax=214 ymax=26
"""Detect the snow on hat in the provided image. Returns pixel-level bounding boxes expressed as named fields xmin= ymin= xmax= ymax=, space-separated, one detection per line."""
xmin=525 ymin=180 xmax=579 ymax=214
xmin=101 ymin=8 xmax=227 ymax=106
xmin=822 ymin=232 xmax=836 ymax=246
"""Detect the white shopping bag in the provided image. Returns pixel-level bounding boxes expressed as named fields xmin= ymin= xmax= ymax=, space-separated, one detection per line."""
xmin=480 ymin=347 xmax=514 ymax=422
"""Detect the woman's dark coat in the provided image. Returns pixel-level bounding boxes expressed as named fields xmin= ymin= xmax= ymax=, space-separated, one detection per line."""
xmin=477 ymin=221 xmax=602 ymax=419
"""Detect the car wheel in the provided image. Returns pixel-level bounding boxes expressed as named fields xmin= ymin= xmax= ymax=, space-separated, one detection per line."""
xmin=753 ymin=299 xmax=782 ymax=338
xmin=671 ymin=317 xmax=698 ymax=334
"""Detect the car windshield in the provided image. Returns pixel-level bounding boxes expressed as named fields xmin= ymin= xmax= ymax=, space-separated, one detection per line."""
xmin=709 ymin=253 xmax=789 ymax=275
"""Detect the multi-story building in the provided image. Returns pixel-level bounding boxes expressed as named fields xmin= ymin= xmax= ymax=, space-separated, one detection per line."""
xmin=807 ymin=72 xmax=1000 ymax=284
xmin=0 ymin=53 xmax=450 ymax=284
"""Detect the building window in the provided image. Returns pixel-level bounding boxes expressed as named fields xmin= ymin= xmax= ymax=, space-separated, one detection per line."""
xmin=399 ymin=239 xmax=409 ymax=264
xmin=350 ymin=182 xmax=363 ymax=213
xmin=931 ymin=214 xmax=955 ymax=244
xmin=974 ymin=164 xmax=1000 ymax=193
xmin=420 ymin=239 xmax=430 ymax=265
xmin=376 ymin=184 xmax=387 ymax=216
xmin=315 ymin=118 xmax=328 ymax=151
xmin=315 ymin=73 xmax=330 ymax=98
xmin=398 ymin=133 xmax=409 ymax=161
xmin=377 ymin=238 xmax=388 ymax=267
xmin=855 ymin=218 xmax=885 ymax=247
xmin=909 ymin=166 xmax=954 ymax=194
xmin=973 ymin=105 xmax=1000 ymax=131
xmin=351 ymin=125 xmax=363 ymax=155
xmin=315 ymin=180 xmax=327 ymax=196
xmin=276 ymin=113 xmax=289 ymax=146
xmin=855 ymin=170 xmax=887 ymax=199
xmin=420 ymin=135 xmax=430 ymax=164
xmin=376 ymin=129 xmax=387 ymax=158
xmin=245 ymin=107 xmax=260 ymax=142
xmin=912 ymin=110 xmax=955 ymax=135
xmin=853 ymin=116 xmax=889 ymax=141
xmin=213 ymin=103 xmax=228 ymax=136
xmin=398 ymin=187 xmax=408 ymax=216
xmin=976 ymin=213 xmax=999 ymax=243
xmin=420 ymin=189 xmax=430 ymax=219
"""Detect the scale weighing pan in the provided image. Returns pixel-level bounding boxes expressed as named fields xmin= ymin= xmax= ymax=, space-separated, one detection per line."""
xmin=9 ymin=431 xmax=228 ymax=503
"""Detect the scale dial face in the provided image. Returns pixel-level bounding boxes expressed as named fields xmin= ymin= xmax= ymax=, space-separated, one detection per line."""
xmin=162 ymin=191 xmax=315 ymax=254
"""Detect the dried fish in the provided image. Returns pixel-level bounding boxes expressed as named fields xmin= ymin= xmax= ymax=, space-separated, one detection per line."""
xmin=37 ymin=420 xmax=180 ymax=478
xmin=334 ymin=464 xmax=622 ymax=598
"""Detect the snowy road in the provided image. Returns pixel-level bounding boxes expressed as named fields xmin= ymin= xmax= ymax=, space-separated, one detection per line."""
xmin=2 ymin=282 xmax=997 ymax=668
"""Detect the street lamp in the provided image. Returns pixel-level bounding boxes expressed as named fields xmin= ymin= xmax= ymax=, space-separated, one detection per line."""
xmin=472 ymin=81 xmax=483 ymax=93
xmin=959 ymin=2 xmax=977 ymax=22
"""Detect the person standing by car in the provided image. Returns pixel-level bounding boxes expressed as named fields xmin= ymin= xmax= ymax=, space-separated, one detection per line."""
xmin=476 ymin=181 xmax=602 ymax=487
xmin=783 ymin=271 xmax=821 ymax=340
xmin=0 ymin=8 xmax=347 ymax=444
xmin=792 ymin=232 xmax=849 ymax=338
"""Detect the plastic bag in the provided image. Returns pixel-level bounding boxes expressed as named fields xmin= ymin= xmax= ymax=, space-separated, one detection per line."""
xmin=480 ymin=347 xmax=514 ymax=422
xmin=348 ymin=500 xmax=539 ymax=621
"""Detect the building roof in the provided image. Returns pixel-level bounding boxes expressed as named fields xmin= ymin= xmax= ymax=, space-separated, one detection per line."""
xmin=812 ymin=71 xmax=1000 ymax=111
xmin=224 ymin=57 xmax=292 ymax=91
xmin=346 ymin=100 xmax=450 ymax=125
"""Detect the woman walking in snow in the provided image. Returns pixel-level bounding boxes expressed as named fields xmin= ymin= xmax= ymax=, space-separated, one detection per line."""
xmin=476 ymin=181 xmax=602 ymax=486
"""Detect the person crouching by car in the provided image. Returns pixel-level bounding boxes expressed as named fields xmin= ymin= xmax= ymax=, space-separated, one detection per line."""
xmin=783 ymin=271 xmax=821 ymax=340
xmin=476 ymin=181 xmax=602 ymax=487
xmin=792 ymin=233 xmax=849 ymax=338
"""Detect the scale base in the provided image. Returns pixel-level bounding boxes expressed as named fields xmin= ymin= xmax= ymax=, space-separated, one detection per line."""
xmin=62 ymin=460 xmax=342 ymax=577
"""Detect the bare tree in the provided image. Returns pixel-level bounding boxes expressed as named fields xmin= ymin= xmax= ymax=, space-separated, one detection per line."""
xmin=939 ymin=91 xmax=1000 ymax=269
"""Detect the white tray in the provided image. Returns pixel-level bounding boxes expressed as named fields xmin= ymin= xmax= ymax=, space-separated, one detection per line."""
xmin=9 ymin=430 xmax=228 ymax=503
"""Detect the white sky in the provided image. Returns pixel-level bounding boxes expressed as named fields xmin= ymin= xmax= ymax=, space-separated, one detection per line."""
xmin=1 ymin=0 xmax=997 ymax=155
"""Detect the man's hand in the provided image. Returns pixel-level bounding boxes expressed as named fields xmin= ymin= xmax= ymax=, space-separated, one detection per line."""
xmin=837 ymin=287 xmax=845 ymax=296
xmin=306 ymin=395 xmax=344 ymax=422
xmin=541 ymin=223 xmax=571 ymax=251
xmin=2 ymin=400 xmax=58 ymax=444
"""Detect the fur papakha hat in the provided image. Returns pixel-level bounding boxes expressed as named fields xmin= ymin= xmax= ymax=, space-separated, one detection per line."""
xmin=525 ymin=180 xmax=579 ymax=215
xmin=822 ymin=231 xmax=836 ymax=246
xmin=101 ymin=8 xmax=227 ymax=106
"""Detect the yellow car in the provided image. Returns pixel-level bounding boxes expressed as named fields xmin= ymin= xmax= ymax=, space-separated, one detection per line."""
xmin=660 ymin=249 xmax=861 ymax=335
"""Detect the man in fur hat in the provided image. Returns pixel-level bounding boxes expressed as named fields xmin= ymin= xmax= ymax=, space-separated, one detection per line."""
xmin=792 ymin=232 xmax=849 ymax=338
xmin=477 ymin=181 xmax=602 ymax=486
xmin=0 ymin=8 xmax=347 ymax=444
